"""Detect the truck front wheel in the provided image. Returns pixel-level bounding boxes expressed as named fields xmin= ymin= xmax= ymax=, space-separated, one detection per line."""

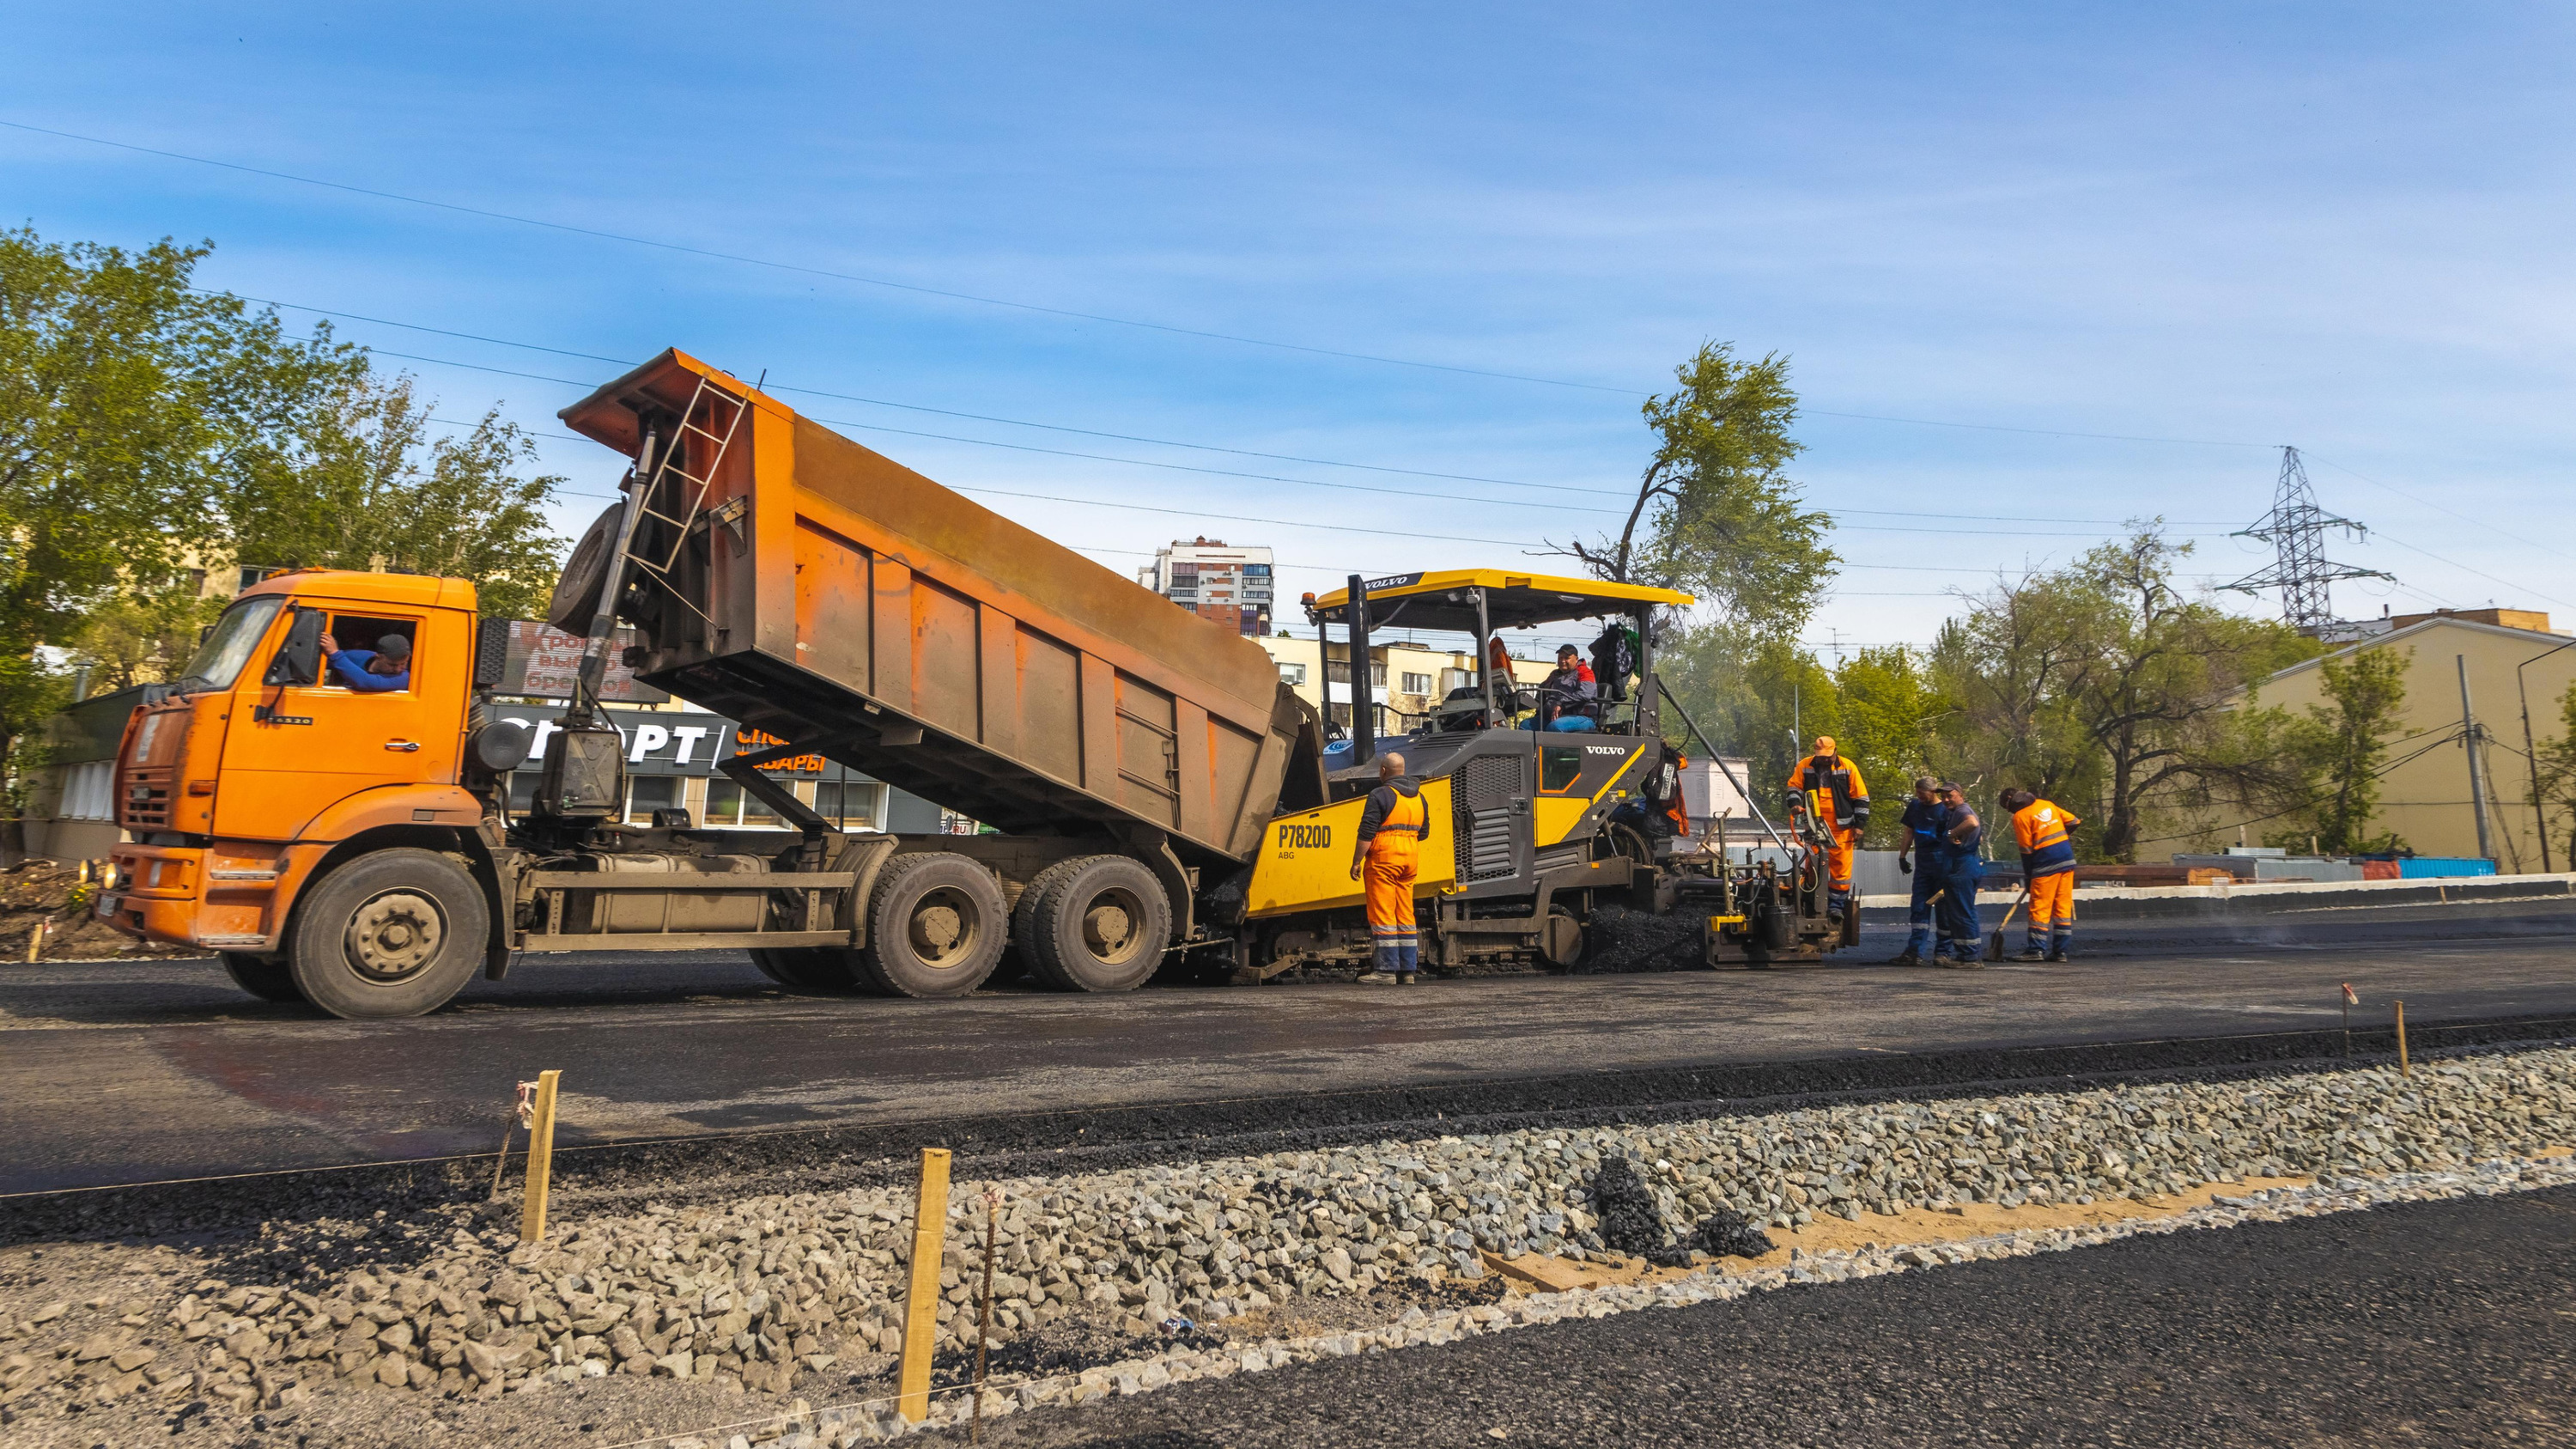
xmin=1026 ymin=855 xmax=1170 ymax=992
xmin=859 ymin=855 xmax=1007 ymax=998
xmin=289 ymin=848 xmax=489 ymax=1019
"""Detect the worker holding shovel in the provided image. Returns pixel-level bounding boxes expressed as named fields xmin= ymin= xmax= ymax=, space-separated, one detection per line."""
xmin=2001 ymin=788 xmax=2081 ymax=962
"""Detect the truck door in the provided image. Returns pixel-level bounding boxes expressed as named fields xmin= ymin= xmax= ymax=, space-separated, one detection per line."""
xmin=216 ymin=606 xmax=456 ymax=839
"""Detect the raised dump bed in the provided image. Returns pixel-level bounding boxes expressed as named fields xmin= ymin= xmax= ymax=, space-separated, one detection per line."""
xmin=559 ymin=351 xmax=1323 ymax=871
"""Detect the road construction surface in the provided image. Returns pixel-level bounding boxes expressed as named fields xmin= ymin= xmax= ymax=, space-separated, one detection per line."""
xmin=969 ymin=1181 xmax=2576 ymax=1448
xmin=3 ymin=896 xmax=2573 ymax=1197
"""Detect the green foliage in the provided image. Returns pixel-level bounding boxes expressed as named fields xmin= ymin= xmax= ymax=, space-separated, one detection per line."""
xmin=1554 ymin=342 xmax=1838 ymax=637
xmin=224 ymin=374 xmax=566 ymax=618
xmin=2269 ymin=645 xmax=2410 ymax=855
xmin=1661 ymin=630 xmax=1953 ymax=847
xmin=2529 ymin=681 xmax=2576 ymax=869
xmin=0 ymin=226 xmax=354 ymax=814
xmin=0 ymin=224 xmax=568 ymax=819
xmin=73 ymin=580 xmax=223 ymax=694
xmin=1929 ymin=527 xmax=2320 ymax=862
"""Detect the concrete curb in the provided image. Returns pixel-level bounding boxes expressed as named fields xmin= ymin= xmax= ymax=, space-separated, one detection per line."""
xmin=1861 ymin=871 xmax=2576 ymax=920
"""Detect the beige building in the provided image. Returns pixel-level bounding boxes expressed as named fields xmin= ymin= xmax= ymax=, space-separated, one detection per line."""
xmin=2188 ymin=608 xmax=2576 ymax=870
xmin=1256 ymin=635 xmax=1554 ymax=732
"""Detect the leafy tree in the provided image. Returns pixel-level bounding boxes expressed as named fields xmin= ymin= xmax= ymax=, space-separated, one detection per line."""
xmin=0 ymin=228 xmax=356 ymax=843
xmin=223 ymin=374 xmax=566 ymax=618
xmin=1830 ymin=646 xmax=1954 ymax=846
xmin=2274 ymin=645 xmax=2410 ymax=855
xmin=73 ymin=580 xmax=222 ymax=694
xmin=1934 ymin=527 xmax=2318 ymax=861
xmin=1550 ymin=342 xmax=1838 ymax=637
xmin=2528 ymin=681 xmax=2576 ymax=871
xmin=1659 ymin=624 xmax=1833 ymax=819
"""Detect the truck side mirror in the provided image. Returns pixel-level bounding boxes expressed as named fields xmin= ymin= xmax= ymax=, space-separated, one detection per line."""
xmin=264 ymin=608 xmax=324 ymax=686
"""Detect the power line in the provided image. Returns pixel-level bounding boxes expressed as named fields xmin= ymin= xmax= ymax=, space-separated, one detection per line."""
xmin=7 ymin=118 xmax=1632 ymax=394
xmin=11 ymin=123 xmax=2408 ymax=457
xmin=2306 ymin=453 xmax=2576 ymax=565
xmin=232 ymin=290 xmax=2263 ymax=521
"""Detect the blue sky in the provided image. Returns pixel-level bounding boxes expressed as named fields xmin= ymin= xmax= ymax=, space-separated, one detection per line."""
xmin=8 ymin=3 xmax=2573 ymax=658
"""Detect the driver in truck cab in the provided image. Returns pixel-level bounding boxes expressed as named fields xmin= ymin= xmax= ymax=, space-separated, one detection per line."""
xmin=320 ymin=630 xmax=411 ymax=691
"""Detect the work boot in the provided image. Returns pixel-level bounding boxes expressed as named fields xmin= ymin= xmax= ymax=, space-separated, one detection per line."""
xmin=1941 ymin=954 xmax=1984 ymax=970
xmin=2046 ymin=948 xmax=2070 ymax=963
xmin=1884 ymin=950 xmax=1923 ymax=967
xmin=1356 ymin=971 xmax=1396 ymax=985
xmin=1397 ymin=972 xmax=1418 ymax=986
xmin=2014 ymin=947 xmax=2045 ymax=963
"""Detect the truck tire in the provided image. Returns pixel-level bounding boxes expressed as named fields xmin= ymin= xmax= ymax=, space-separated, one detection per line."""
xmin=288 ymin=849 xmax=489 ymax=1020
xmin=859 ymin=855 xmax=1007 ymax=999
xmin=1006 ymin=857 xmax=1085 ymax=977
xmin=220 ymin=951 xmax=304 ymax=1004
xmin=1026 ymin=855 xmax=1170 ymax=992
xmin=748 ymin=947 xmax=864 ymax=993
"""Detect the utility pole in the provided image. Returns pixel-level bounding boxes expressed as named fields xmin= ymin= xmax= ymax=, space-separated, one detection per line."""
xmin=2516 ymin=636 xmax=2576 ymax=874
xmin=2225 ymin=447 xmax=2394 ymax=636
xmin=2458 ymin=654 xmax=2495 ymax=864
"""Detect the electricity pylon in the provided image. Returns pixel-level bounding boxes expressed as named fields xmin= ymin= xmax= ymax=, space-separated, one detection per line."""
xmin=2224 ymin=446 xmax=2392 ymax=635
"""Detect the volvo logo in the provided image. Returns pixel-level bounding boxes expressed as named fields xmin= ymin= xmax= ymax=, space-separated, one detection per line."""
xmin=1279 ymin=822 xmax=1333 ymax=849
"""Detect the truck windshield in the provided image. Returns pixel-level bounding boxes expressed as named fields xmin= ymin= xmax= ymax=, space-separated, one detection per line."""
xmin=174 ymin=595 xmax=286 ymax=693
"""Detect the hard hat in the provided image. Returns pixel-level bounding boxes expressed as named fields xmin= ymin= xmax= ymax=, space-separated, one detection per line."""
xmin=1813 ymin=735 xmax=1835 ymax=754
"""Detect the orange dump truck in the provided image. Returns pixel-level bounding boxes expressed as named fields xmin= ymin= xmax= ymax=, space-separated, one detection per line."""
xmin=101 ymin=351 xmax=1741 ymax=1018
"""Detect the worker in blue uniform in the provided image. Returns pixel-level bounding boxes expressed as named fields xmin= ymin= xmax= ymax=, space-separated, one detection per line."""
xmin=1930 ymin=782 xmax=1984 ymax=969
xmin=1888 ymin=774 xmax=1947 ymax=965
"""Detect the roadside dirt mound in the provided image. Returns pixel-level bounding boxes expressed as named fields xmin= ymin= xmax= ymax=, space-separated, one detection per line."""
xmin=0 ymin=859 xmax=189 ymax=960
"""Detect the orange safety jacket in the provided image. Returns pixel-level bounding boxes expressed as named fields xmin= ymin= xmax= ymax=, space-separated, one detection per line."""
xmin=1352 ymin=777 xmax=1432 ymax=874
xmin=2012 ymin=799 xmax=2081 ymax=878
xmin=1785 ymin=752 xmax=1869 ymax=831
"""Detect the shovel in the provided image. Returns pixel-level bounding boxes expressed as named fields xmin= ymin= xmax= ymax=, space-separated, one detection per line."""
xmin=1984 ymin=890 xmax=2029 ymax=962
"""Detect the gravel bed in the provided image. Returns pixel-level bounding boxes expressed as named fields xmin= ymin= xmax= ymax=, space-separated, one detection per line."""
xmin=3 ymin=1048 xmax=2569 ymax=1446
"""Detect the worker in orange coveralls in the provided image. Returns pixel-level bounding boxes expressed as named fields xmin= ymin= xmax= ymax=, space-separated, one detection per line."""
xmin=1784 ymin=736 xmax=1870 ymax=918
xmin=1349 ymin=751 xmax=1433 ymax=984
xmin=2002 ymin=788 xmax=2082 ymax=961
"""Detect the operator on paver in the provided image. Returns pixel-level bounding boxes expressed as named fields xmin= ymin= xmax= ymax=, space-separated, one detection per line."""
xmin=1888 ymin=774 xmax=1948 ymax=965
xmin=319 ymin=631 xmax=411 ymax=692
xmin=1931 ymin=782 xmax=1984 ymax=968
xmin=1349 ymin=750 xmax=1433 ymax=985
xmin=2001 ymin=788 xmax=2082 ymax=961
xmin=1784 ymin=736 xmax=1869 ymax=920
xmin=1538 ymin=644 xmax=1597 ymax=729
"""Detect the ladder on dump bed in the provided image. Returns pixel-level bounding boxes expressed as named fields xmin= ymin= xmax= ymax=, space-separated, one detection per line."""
xmin=623 ymin=369 xmax=753 ymax=618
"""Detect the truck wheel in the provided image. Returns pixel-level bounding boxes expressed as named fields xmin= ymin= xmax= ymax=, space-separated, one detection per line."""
xmin=1006 ymin=858 xmax=1085 ymax=981
xmin=288 ymin=849 xmax=489 ymax=1020
xmin=860 ymin=855 xmax=1007 ymax=999
xmin=220 ymin=951 xmax=304 ymax=1004
xmin=748 ymin=947 xmax=864 ymax=993
xmin=1028 ymin=855 xmax=1171 ymax=992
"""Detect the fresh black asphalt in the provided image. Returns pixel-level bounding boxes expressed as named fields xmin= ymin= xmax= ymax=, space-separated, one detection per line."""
xmin=963 ymin=1182 xmax=2576 ymax=1448
xmin=2 ymin=897 xmax=2571 ymax=1202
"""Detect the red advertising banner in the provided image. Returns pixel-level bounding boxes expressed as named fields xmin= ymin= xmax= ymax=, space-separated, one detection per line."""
xmin=497 ymin=622 xmax=670 ymax=703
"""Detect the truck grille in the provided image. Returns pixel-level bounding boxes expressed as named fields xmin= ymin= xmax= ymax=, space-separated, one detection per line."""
xmin=121 ymin=768 xmax=173 ymax=829
xmin=1452 ymin=754 xmax=1525 ymax=882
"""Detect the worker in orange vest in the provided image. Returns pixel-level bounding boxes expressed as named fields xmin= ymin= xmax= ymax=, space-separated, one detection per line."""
xmin=1784 ymin=736 xmax=1869 ymax=918
xmin=1350 ymin=751 xmax=1433 ymax=984
xmin=2001 ymin=788 xmax=2081 ymax=960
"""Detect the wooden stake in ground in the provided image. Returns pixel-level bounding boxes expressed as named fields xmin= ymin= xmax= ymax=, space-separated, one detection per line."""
xmin=973 ymin=1189 xmax=999 ymax=1445
xmin=519 ymin=1069 xmax=561 ymax=1242
xmin=2394 ymin=999 xmax=2409 ymax=1078
xmin=25 ymin=918 xmax=46 ymax=962
xmin=898 ymin=1148 xmax=952 ymax=1423
xmin=2341 ymin=983 xmax=2358 ymax=1059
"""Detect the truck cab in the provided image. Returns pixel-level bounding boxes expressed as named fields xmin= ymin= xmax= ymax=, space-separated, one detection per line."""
xmin=100 ymin=570 xmax=505 ymax=1014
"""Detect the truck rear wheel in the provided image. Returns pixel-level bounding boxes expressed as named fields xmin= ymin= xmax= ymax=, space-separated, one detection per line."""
xmin=288 ymin=848 xmax=489 ymax=1019
xmin=1026 ymin=855 xmax=1170 ymax=992
xmin=220 ymin=951 xmax=304 ymax=1004
xmin=859 ymin=855 xmax=1007 ymax=998
xmin=749 ymin=947 xmax=864 ymax=993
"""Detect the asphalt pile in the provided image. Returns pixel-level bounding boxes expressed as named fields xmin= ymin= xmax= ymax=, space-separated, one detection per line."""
xmin=4 ymin=1049 xmax=2570 ymax=1435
